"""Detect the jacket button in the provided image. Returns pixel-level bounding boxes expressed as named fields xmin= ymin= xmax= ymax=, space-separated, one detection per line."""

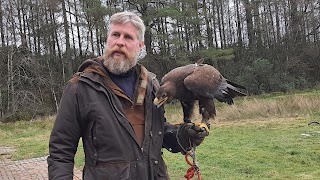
xmin=158 ymin=131 xmax=162 ymax=135
xmin=94 ymin=153 xmax=97 ymax=157
xmin=154 ymin=160 xmax=158 ymax=164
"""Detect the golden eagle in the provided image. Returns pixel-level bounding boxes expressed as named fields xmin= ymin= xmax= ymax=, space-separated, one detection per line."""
xmin=153 ymin=59 xmax=246 ymax=129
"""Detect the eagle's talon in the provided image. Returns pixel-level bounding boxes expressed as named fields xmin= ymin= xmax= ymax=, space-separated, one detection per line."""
xmin=194 ymin=122 xmax=210 ymax=132
xmin=184 ymin=118 xmax=192 ymax=123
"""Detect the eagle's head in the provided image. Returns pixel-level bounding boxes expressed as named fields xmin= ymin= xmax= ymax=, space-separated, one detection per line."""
xmin=153 ymin=81 xmax=176 ymax=108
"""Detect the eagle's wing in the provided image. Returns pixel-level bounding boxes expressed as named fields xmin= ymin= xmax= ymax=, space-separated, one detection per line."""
xmin=184 ymin=64 xmax=222 ymax=98
xmin=160 ymin=64 xmax=195 ymax=85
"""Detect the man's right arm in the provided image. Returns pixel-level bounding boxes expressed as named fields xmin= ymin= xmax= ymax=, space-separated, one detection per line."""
xmin=47 ymin=82 xmax=82 ymax=180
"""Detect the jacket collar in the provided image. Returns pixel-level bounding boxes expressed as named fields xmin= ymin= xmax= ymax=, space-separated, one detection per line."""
xmin=78 ymin=57 xmax=149 ymax=106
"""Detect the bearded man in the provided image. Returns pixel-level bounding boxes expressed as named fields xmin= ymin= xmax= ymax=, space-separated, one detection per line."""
xmin=47 ymin=11 xmax=208 ymax=180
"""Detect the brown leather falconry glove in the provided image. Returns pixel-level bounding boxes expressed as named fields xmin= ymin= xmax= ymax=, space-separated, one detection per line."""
xmin=177 ymin=123 xmax=209 ymax=153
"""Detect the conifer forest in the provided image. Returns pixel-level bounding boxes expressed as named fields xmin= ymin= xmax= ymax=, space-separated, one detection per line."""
xmin=0 ymin=0 xmax=319 ymax=121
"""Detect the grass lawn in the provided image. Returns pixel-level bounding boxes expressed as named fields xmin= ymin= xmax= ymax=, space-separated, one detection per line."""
xmin=0 ymin=90 xmax=319 ymax=179
xmin=163 ymin=117 xmax=320 ymax=179
xmin=1 ymin=116 xmax=319 ymax=179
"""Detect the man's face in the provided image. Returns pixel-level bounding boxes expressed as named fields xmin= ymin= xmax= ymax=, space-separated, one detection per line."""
xmin=103 ymin=22 xmax=144 ymax=75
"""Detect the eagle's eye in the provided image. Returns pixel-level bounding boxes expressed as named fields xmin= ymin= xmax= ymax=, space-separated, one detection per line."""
xmin=161 ymin=93 xmax=167 ymax=98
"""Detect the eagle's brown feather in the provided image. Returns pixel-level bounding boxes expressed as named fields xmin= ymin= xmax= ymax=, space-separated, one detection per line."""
xmin=154 ymin=60 xmax=246 ymax=127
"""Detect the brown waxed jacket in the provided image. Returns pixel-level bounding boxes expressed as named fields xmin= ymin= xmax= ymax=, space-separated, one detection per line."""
xmin=47 ymin=57 xmax=182 ymax=180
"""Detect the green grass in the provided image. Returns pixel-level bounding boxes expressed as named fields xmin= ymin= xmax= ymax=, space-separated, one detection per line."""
xmin=0 ymin=117 xmax=53 ymax=160
xmin=163 ymin=117 xmax=320 ymax=179
xmin=0 ymin=90 xmax=320 ymax=179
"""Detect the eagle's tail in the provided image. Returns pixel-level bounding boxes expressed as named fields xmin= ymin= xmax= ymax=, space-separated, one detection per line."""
xmin=226 ymin=79 xmax=246 ymax=90
xmin=215 ymin=80 xmax=247 ymax=105
xmin=226 ymin=80 xmax=247 ymax=98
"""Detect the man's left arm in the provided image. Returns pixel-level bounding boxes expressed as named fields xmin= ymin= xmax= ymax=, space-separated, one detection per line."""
xmin=162 ymin=122 xmax=209 ymax=154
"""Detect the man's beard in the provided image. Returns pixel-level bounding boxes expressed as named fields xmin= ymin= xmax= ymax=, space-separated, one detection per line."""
xmin=102 ymin=46 xmax=138 ymax=75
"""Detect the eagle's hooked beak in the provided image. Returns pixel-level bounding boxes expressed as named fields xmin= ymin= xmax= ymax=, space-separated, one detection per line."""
xmin=153 ymin=97 xmax=168 ymax=108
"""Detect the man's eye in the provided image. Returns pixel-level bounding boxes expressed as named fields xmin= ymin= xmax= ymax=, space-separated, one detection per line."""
xmin=125 ymin=35 xmax=133 ymax=40
xmin=112 ymin=33 xmax=120 ymax=37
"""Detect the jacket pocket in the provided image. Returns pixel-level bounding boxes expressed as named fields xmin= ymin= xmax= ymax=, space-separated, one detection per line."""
xmin=84 ymin=161 xmax=130 ymax=180
xmin=84 ymin=120 xmax=98 ymax=165
xmin=157 ymin=157 xmax=170 ymax=179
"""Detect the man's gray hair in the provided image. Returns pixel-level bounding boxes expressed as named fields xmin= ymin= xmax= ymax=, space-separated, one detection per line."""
xmin=107 ymin=11 xmax=145 ymax=42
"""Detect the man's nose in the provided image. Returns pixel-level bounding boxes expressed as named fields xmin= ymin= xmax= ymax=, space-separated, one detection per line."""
xmin=116 ymin=36 xmax=125 ymax=46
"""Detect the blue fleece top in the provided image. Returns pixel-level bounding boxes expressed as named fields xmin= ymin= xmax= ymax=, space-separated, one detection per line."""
xmin=107 ymin=68 xmax=137 ymax=100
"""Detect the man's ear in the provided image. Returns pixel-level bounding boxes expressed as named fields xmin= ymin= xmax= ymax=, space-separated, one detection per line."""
xmin=139 ymin=41 xmax=144 ymax=50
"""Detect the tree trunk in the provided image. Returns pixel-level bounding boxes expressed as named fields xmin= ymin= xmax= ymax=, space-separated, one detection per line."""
xmin=68 ymin=0 xmax=77 ymax=58
xmin=8 ymin=1 xmax=17 ymax=46
xmin=7 ymin=47 xmax=14 ymax=113
xmin=219 ymin=0 xmax=226 ymax=48
xmin=243 ymin=0 xmax=255 ymax=49
xmin=235 ymin=0 xmax=243 ymax=48
xmin=74 ymin=0 xmax=83 ymax=56
xmin=61 ymin=0 xmax=73 ymax=78
xmin=212 ymin=0 xmax=218 ymax=48
xmin=204 ymin=0 xmax=213 ymax=48
xmin=17 ymin=0 xmax=27 ymax=47
xmin=254 ymin=0 xmax=263 ymax=52
xmin=46 ymin=55 xmax=59 ymax=112
xmin=0 ymin=0 xmax=5 ymax=46
xmin=216 ymin=1 xmax=223 ymax=48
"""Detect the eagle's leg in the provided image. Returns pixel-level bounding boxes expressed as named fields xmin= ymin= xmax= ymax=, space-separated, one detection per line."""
xmin=180 ymin=101 xmax=195 ymax=123
xmin=199 ymin=99 xmax=216 ymax=129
